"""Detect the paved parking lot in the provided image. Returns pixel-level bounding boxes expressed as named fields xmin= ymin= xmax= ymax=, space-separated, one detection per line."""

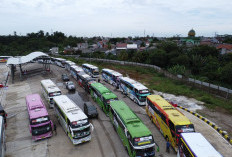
xmin=3 ymin=63 xmax=232 ymax=157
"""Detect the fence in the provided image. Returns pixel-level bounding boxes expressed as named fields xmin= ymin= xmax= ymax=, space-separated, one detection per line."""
xmin=80 ymin=57 xmax=232 ymax=99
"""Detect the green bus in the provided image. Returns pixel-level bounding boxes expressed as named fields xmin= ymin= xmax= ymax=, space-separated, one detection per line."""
xmin=90 ymin=82 xmax=118 ymax=114
xmin=109 ymin=100 xmax=156 ymax=157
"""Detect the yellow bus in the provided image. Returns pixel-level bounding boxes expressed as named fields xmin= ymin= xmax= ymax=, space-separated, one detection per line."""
xmin=146 ymin=95 xmax=195 ymax=151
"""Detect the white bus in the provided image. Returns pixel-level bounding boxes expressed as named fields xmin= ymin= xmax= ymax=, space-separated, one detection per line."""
xmin=53 ymin=95 xmax=92 ymax=145
xmin=41 ymin=79 xmax=62 ymax=108
xmin=82 ymin=63 xmax=99 ymax=78
xmin=102 ymin=68 xmax=122 ymax=87
xmin=55 ymin=58 xmax=66 ymax=68
xmin=0 ymin=116 xmax=5 ymax=157
xmin=178 ymin=132 xmax=223 ymax=157
xmin=65 ymin=60 xmax=75 ymax=71
xmin=70 ymin=65 xmax=83 ymax=80
xmin=119 ymin=77 xmax=150 ymax=106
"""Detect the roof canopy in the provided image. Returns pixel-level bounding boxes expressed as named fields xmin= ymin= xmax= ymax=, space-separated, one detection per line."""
xmin=7 ymin=52 xmax=49 ymax=65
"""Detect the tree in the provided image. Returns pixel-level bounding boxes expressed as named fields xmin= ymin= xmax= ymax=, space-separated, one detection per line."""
xmin=189 ymin=55 xmax=207 ymax=75
xmin=189 ymin=45 xmax=219 ymax=57
xmin=118 ymin=50 xmax=128 ymax=61
xmin=148 ymin=49 xmax=167 ymax=67
xmin=201 ymin=56 xmax=220 ymax=80
xmin=220 ymin=62 xmax=232 ymax=84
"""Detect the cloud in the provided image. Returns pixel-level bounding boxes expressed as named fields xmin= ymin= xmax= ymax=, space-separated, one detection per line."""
xmin=0 ymin=0 xmax=231 ymax=36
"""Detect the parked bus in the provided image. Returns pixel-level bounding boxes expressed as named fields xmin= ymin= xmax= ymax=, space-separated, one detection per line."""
xmin=0 ymin=56 xmax=12 ymax=63
xmin=119 ymin=77 xmax=150 ymax=105
xmin=82 ymin=63 xmax=99 ymax=78
xmin=0 ymin=104 xmax=7 ymax=127
xmin=178 ymin=132 xmax=223 ymax=157
xmin=0 ymin=116 xmax=5 ymax=157
xmin=102 ymin=68 xmax=123 ymax=87
xmin=41 ymin=79 xmax=62 ymax=108
xmin=53 ymin=95 xmax=92 ymax=145
xmin=109 ymin=100 xmax=156 ymax=157
xmin=146 ymin=95 xmax=195 ymax=151
xmin=90 ymin=83 xmax=118 ymax=114
xmin=55 ymin=58 xmax=66 ymax=68
xmin=25 ymin=94 xmax=54 ymax=141
xmin=65 ymin=60 xmax=75 ymax=71
xmin=77 ymin=72 xmax=96 ymax=93
xmin=70 ymin=65 xmax=83 ymax=80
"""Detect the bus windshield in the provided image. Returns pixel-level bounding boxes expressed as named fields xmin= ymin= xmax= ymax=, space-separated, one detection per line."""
xmin=138 ymin=95 xmax=147 ymax=102
xmin=133 ymin=136 xmax=153 ymax=146
xmin=49 ymin=91 xmax=61 ymax=97
xmin=135 ymin=147 xmax=155 ymax=157
xmin=106 ymin=98 xmax=119 ymax=105
xmin=31 ymin=123 xmax=52 ymax=136
xmin=93 ymin=71 xmax=99 ymax=75
xmin=176 ymin=124 xmax=195 ymax=134
xmin=73 ymin=127 xmax=90 ymax=139
xmin=30 ymin=116 xmax=50 ymax=125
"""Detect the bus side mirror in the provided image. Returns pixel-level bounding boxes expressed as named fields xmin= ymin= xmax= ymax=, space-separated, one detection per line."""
xmin=29 ymin=126 xmax=32 ymax=133
xmin=90 ymin=123 xmax=94 ymax=132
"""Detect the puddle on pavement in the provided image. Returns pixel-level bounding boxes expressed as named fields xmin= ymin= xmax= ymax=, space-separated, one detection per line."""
xmin=153 ymin=90 xmax=204 ymax=111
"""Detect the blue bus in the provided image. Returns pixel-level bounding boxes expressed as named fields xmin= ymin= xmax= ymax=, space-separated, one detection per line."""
xmin=102 ymin=68 xmax=122 ymax=87
xmin=82 ymin=64 xmax=99 ymax=78
xmin=119 ymin=77 xmax=150 ymax=106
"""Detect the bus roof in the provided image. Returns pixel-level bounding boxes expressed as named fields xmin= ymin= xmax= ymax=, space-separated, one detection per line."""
xmin=41 ymin=79 xmax=61 ymax=93
xmin=82 ymin=63 xmax=98 ymax=69
xmin=120 ymin=77 xmax=148 ymax=91
xmin=102 ymin=92 xmax=117 ymax=100
xmin=26 ymin=94 xmax=48 ymax=119
xmin=55 ymin=58 xmax=66 ymax=61
xmin=110 ymin=100 xmax=152 ymax=138
xmin=53 ymin=95 xmax=87 ymax=122
xmin=102 ymin=68 xmax=123 ymax=77
xmin=147 ymin=95 xmax=192 ymax=126
xmin=91 ymin=83 xmax=111 ymax=94
xmin=181 ymin=132 xmax=222 ymax=157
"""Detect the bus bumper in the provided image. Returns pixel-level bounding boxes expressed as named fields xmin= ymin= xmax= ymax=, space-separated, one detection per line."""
xmin=73 ymin=135 xmax=91 ymax=145
xmin=33 ymin=131 xmax=53 ymax=141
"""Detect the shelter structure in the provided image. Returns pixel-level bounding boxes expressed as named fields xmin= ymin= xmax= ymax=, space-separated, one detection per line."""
xmin=6 ymin=52 xmax=51 ymax=83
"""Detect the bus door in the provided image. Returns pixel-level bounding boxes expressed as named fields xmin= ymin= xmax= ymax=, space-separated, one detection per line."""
xmin=168 ymin=120 xmax=176 ymax=146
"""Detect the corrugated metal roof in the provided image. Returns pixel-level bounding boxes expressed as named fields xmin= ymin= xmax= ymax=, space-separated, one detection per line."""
xmin=6 ymin=51 xmax=49 ymax=65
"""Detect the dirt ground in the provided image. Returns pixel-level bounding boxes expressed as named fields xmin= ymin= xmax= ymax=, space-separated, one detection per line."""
xmin=197 ymin=107 xmax=232 ymax=136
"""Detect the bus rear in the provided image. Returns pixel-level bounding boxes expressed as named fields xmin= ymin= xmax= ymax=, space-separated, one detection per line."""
xmin=41 ymin=79 xmax=62 ymax=108
xmin=26 ymin=94 xmax=53 ymax=141
xmin=178 ymin=132 xmax=223 ymax=157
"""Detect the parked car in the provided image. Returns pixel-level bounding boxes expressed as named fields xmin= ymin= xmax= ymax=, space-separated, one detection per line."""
xmin=84 ymin=102 xmax=98 ymax=118
xmin=62 ymin=74 xmax=69 ymax=81
xmin=65 ymin=81 xmax=75 ymax=91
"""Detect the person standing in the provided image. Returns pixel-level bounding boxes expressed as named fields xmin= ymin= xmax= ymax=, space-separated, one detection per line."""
xmin=53 ymin=124 xmax=57 ymax=135
xmin=166 ymin=139 xmax=170 ymax=153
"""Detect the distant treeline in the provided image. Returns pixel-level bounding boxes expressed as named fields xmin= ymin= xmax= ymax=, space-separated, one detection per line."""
xmin=81 ymin=42 xmax=232 ymax=88
xmin=0 ymin=30 xmax=85 ymax=56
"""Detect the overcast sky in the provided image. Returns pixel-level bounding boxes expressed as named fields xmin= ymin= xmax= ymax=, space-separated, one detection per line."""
xmin=0 ymin=0 xmax=232 ymax=37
